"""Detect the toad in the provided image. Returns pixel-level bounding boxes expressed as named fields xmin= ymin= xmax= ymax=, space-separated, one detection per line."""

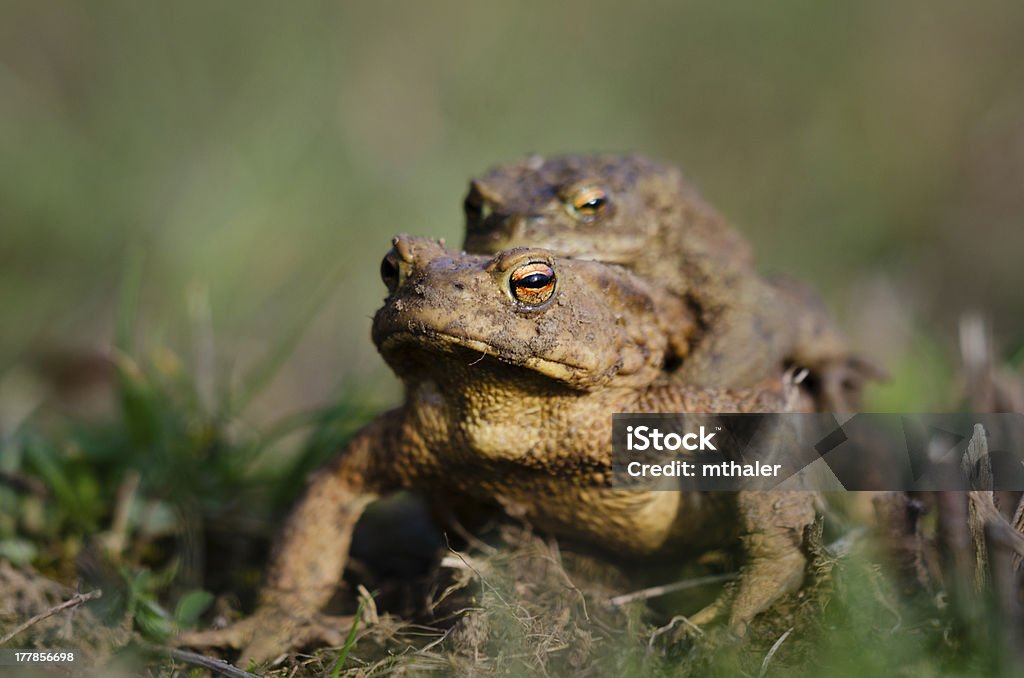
xmin=462 ymin=153 xmax=883 ymax=409
xmin=179 ymin=237 xmax=817 ymax=663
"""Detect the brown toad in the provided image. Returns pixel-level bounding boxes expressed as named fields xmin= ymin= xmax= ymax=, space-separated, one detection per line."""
xmin=179 ymin=236 xmax=816 ymax=664
xmin=463 ymin=153 xmax=883 ymax=409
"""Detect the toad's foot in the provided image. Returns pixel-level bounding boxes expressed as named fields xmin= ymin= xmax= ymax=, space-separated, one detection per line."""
xmin=726 ymin=543 xmax=806 ymax=636
xmin=729 ymin=491 xmax=814 ymax=636
xmin=175 ymin=609 xmax=352 ymax=666
xmin=682 ymin=548 xmax=804 ymax=638
xmin=685 ymin=491 xmax=814 ymax=638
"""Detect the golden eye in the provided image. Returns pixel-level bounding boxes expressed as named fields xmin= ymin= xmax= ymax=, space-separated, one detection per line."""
xmin=570 ymin=186 xmax=609 ymax=219
xmin=509 ymin=261 xmax=556 ymax=306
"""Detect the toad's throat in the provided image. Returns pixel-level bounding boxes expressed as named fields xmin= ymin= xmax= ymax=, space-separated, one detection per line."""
xmin=379 ymin=330 xmax=585 ymax=384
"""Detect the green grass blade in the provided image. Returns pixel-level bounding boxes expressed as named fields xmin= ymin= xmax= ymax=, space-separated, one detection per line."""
xmin=330 ymin=599 xmax=364 ymax=678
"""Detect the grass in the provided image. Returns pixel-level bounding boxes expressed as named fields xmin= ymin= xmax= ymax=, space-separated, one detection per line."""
xmin=330 ymin=600 xmax=364 ymax=677
xmin=0 ymin=263 xmax=382 ymax=671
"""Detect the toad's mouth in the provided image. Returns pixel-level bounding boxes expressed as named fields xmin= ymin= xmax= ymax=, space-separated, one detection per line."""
xmin=379 ymin=330 xmax=588 ymax=385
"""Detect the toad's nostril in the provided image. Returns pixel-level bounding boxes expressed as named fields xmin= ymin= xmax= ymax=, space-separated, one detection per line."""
xmin=381 ymin=248 xmax=402 ymax=294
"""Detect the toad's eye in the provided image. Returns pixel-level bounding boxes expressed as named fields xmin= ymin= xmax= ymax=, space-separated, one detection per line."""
xmin=569 ymin=186 xmax=609 ymax=220
xmin=463 ymin=184 xmax=492 ymax=224
xmin=464 ymin=193 xmax=482 ymax=221
xmin=509 ymin=261 xmax=556 ymax=306
xmin=380 ymin=248 xmax=402 ymax=294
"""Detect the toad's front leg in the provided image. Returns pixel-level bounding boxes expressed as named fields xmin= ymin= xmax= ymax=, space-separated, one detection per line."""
xmin=730 ymin=491 xmax=816 ymax=634
xmin=691 ymin=491 xmax=816 ymax=634
xmin=176 ymin=409 xmax=405 ymax=665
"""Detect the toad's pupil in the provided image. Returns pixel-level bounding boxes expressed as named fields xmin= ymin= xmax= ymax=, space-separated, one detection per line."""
xmin=515 ymin=273 xmax=551 ymax=289
xmin=581 ymin=198 xmax=605 ymax=209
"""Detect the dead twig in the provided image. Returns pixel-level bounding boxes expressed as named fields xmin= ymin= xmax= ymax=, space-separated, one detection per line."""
xmin=442 ymin=514 xmax=499 ymax=556
xmin=647 ymin=615 xmax=702 ymax=649
xmin=971 ymin=502 xmax=1024 ymax=557
xmin=962 ymin=425 xmax=1024 ymax=561
xmin=609 ymin=572 xmax=737 ymax=607
xmin=166 ymin=647 xmax=260 ymax=678
xmin=416 ymin=625 xmax=455 ymax=654
xmin=758 ymin=627 xmax=794 ymax=678
xmin=1013 ymin=494 xmax=1024 ymax=571
xmin=0 ymin=589 xmax=102 ymax=645
xmin=963 ymin=424 xmax=992 ymax=591
xmin=356 ymin=584 xmax=379 ymax=625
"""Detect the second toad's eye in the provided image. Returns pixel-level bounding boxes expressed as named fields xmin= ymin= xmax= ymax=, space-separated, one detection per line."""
xmin=569 ymin=186 xmax=609 ymax=220
xmin=509 ymin=261 xmax=556 ymax=306
xmin=464 ymin=193 xmax=482 ymax=221
xmin=463 ymin=184 xmax=492 ymax=224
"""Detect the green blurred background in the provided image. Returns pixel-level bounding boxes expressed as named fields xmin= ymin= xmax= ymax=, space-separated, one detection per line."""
xmin=3 ymin=0 xmax=1024 ymax=417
